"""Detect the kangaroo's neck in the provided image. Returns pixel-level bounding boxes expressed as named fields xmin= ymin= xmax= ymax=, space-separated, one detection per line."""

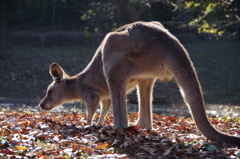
xmin=79 ymin=49 xmax=108 ymax=89
xmin=82 ymin=48 xmax=103 ymax=74
xmin=64 ymin=77 xmax=78 ymax=101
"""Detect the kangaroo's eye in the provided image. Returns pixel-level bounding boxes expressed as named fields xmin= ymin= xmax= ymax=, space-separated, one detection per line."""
xmin=47 ymin=91 xmax=53 ymax=95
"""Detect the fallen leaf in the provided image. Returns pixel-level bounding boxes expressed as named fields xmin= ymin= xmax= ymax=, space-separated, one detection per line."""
xmin=94 ymin=143 xmax=109 ymax=150
xmin=211 ymin=118 xmax=219 ymax=124
xmin=130 ymin=112 xmax=138 ymax=118
xmin=177 ymin=126 xmax=185 ymax=131
xmin=81 ymin=147 xmax=94 ymax=155
xmin=54 ymin=156 xmax=66 ymax=159
xmin=16 ymin=145 xmax=29 ymax=151
xmin=36 ymin=152 xmax=44 ymax=157
xmin=0 ymin=149 xmax=15 ymax=155
xmin=142 ymin=147 xmax=157 ymax=155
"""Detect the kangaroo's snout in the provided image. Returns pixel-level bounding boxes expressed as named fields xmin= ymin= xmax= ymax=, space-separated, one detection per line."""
xmin=39 ymin=100 xmax=52 ymax=110
xmin=39 ymin=101 xmax=45 ymax=110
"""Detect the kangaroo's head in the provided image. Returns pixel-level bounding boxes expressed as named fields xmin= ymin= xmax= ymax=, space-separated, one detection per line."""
xmin=39 ymin=63 xmax=70 ymax=110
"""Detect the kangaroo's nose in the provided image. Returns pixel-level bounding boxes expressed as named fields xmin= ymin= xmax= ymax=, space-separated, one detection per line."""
xmin=39 ymin=102 xmax=45 ymax=110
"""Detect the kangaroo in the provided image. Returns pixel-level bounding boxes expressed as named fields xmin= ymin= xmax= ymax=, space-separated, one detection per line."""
xmin=39 ymin=21 xmax=240 ymax=146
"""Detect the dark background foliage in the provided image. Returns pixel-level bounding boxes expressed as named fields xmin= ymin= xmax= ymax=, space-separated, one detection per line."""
xmin=0 ymin=0 xmax=240 ymax=105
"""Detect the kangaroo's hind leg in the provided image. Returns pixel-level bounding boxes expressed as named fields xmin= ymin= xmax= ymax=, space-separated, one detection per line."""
xmin=136 ymin=78 xmax=155 ymax=130
xmin=106 ymin=68 xmax=130 ymax=129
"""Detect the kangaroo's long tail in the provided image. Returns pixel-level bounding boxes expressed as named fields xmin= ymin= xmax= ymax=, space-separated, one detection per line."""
xmin=165 ymin=39 xmax=240 ymax=146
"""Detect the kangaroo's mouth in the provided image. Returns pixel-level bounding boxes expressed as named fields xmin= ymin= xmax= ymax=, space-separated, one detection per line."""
xmin=39 ymin=102 xmax=63 ymax=111
xmin=38 ymin=103 xmax=53 ymax=111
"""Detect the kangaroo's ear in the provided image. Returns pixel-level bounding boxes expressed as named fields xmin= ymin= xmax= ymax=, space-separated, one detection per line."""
xmin=49 ymin=63 xmax=68 ymax=83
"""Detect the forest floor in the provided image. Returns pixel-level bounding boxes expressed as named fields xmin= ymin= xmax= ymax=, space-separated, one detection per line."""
xmin=0 ymin=110 xmax=239 ymax=158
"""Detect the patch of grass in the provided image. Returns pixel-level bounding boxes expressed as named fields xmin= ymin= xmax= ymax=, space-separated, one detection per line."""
xmin=184 ymin=41 xmax=240 ymax=104
xmin=0 ymin=45 xmax=97 ymax=98
xmin=0 ymin=41 xmax=240 ymax=105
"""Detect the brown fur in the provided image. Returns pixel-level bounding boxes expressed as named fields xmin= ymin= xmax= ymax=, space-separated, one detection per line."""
xmin=39 ymin=21 xmax=240 ymax=145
